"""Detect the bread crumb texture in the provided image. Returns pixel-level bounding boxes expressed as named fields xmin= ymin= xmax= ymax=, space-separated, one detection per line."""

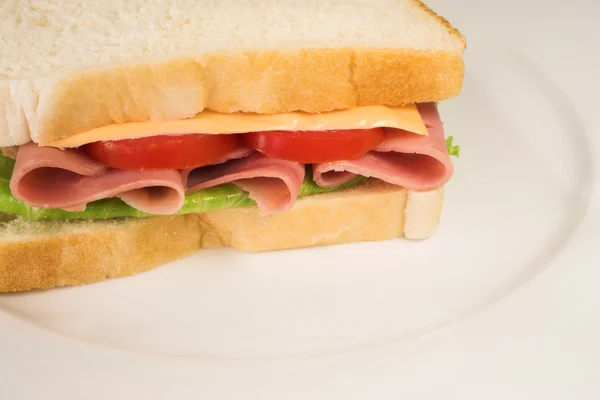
xmin=0 ymin=0 xmax=464 ymax=77
xmin=0 ymin=0 xmax=465 ymax=146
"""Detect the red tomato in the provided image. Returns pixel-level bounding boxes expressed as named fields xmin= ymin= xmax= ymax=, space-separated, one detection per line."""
xmin=83 ymin=134 xmax=242 ymax=170
xmin=243 ymin=128 xmax=385 ymax=163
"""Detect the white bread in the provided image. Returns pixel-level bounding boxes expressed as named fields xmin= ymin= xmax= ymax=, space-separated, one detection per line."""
xmin=0 ymin=0 xmax=463 ymax=292
xmin=0 ymin=180 xmax=444 ymax=292
xmin=0 ymin=0 xmax=465 ymax=146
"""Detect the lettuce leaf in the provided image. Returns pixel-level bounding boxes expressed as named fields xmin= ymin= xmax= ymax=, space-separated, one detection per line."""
xmin=445 ymin=136 xmax=461 ymax=157
xmin=0 ymin=159 xmax=365 ymax=221
xmin=0 ymin=154 xmax=15 ymax=180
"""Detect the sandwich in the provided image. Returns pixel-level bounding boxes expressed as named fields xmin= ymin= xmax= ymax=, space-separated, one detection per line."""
xmin=0 ymin=0 xmax=466 ymax=292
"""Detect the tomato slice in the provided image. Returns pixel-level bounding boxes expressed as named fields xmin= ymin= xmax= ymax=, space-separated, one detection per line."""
xmin=83 ymin=134 xmax=243 ymax=170
xmin=243 ymin=128 xmax=385 ymax=163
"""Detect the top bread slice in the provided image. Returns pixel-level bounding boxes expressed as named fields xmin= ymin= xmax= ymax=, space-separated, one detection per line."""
xmin=0 ymin=0 xmax=465 ymax=147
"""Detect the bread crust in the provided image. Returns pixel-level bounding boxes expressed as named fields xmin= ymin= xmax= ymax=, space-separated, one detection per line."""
xmin=0 ymin=181 xmax=445 ymax=292
xmin=0 ymin=47 xmax=464 ymax=146
xmin=413 ymin=0 xmax=467 ymax=47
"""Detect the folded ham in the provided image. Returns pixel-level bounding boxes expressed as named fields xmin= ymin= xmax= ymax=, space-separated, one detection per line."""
xmin=7 ymin=102 xmax=453 ymax=217
xmin=10 ymin=143 xmax=186 ymax=214
xmin=313 ymin=102 xmax=453 ymax=191
xmin=182 ymin=154 xmax=305 ymax=216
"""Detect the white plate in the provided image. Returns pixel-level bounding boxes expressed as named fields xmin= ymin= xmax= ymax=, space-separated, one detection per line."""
xmin=1 ymin=0 xmax=599 ymax=398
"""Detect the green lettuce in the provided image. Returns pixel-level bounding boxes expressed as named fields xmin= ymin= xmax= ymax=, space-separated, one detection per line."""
xmin=445 ymin=136 xmax=460 ymax=157
xmin=0 ymin=154 xmax=14 ymax=180
xmin=0 ymin=155 xmax=365 ymax=221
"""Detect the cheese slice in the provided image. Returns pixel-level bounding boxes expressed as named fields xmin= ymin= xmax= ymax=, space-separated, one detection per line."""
xmin=49 ymin=104 xmax=428 ymax=148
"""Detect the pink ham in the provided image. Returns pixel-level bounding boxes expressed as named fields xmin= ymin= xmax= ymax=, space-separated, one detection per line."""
xmin=183 ymin=153 xmax=305 ymax=216
xmin=8 ymin=102 xmax=451 ymax=217
xmin=10 ymin=143 xmax=185 ymax=214
xmin=207 ymin=147 xmax=255 ymax=166
xmin=313 ymin=102 xmax=453 ymax=191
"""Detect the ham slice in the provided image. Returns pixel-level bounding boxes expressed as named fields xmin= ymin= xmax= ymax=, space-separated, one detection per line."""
xmin=313 ymin=102 xmax=453 ymax=191
xmin=183 ymin=154 xmax=305 ymax=216
xmin=207 ymin=147 xmax=255 ymax=166
xmin=8 ymin=102 xmax=451 ymax=217
xmin=10 ymin=143 xmax=185 ymax=214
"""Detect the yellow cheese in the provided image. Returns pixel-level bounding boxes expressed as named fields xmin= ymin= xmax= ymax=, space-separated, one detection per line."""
xmin=49 ymin=104 xmax=428 ymax=148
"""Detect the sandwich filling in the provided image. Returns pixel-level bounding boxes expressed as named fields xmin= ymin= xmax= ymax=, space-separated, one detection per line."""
xmin=0 ymin=102 xmax=459 ymax=221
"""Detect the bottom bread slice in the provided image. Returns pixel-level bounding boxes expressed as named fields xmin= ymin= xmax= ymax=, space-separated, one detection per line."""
xmin=0 ymin=180 xmax=444 ymax=292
